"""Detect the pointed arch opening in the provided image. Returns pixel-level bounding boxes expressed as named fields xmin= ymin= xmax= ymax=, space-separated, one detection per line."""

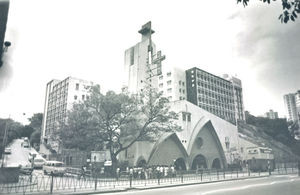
xmin=174 ymin=158 xmax=187 ymax=171
xmin=191 ymin=154 xmax=207 ymax=170
xmin=212 ymin=158 xmax=221 ymax=169
xmin=136 ymin=157 xmax=147 ymax=168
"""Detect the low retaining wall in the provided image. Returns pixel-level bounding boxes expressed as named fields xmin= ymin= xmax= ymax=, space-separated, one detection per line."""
xmin=0 ymin=167 xmax=20 ymax=183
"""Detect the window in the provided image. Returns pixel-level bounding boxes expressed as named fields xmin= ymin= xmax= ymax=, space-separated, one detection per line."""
xmin=76 ymin=83 xmax=79 ymax=90
xmin=82 ymin=95 xmax=85 ymax=100
xmin=182 ymin=113 xmax=186 ymax=121
xmin=182 ymin=89 xmax=185 ymax=93
xmin=179 ymin=81 xmax=181 ymax=85
xmin=130 ymin=47 xmax=134 ymax=65
xmin=167 ymin=88 xmax=172 ymax=93
xmin=179 ymin=88 xmax=181 ymax=93
xmin=159 ymin=83 xmax=163 ymax=88
xmin=74 ymin=95 xmax=77 ymax=100
xmin=167 ymin=80 xmax=172 ymax=85
xmin=168 ymin=96 xmax=172 ymax=100
xmin=187 ymin=113 xmax=191 ymax=122
xmin=159 ymin=75 xmax=163 ymax=80
xmin=182 ymin=82 xmax=185 ymax=86
xmin=167 ymin=72 xmax=171 ymax=77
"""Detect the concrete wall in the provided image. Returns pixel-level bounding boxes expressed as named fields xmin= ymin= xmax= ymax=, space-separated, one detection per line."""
xmin=0 ymin=167 xmax=19 ymax=183
xmin=188 ymin=123 xmax=225 ymax=169
xmin=170 ymin=100 xmax=239 ymax=155
xmin=124 ymin=39 xmax=157 ymax=94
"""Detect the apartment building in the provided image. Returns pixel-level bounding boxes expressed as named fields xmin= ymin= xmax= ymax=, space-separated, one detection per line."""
xmin=41 ymin=77 xmax=94 ymax=151
xmin=283 ymin=93 xmax=297 ymax=122
xmin=186 ymin=67 xmax=237 ymax=124
xmin=158 ymin=66 xmax=187 ymax=102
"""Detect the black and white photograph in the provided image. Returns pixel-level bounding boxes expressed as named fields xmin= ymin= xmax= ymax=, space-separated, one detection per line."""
xmin=1 ymin=0 xmax=300 ymax=194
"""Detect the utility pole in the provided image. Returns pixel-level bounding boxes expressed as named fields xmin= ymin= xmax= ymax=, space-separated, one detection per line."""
xmin=1 ymin=116 xmax=10 ymax=168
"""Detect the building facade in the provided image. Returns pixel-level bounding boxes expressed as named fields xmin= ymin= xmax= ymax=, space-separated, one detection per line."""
xmin=264 ymin=109 xmax=279 ymax=119
xmin=158 ymin=66 xmax=187 ymax=102
xmin=186 ymin=67 xmax=237 ymax=124
xmin=41 ymin=77 xmax=94 ymax=151
xmin=124 ymin=22 xmax=159 ymax=94
xmin=119 ymin=100 xmax=238 ymax=170
xmin=223 ymin=74 xmax=245 ymax=121
xmin=295 ymin=91 xmax=300 ymax=122
xmin=283 ymin=93 xmax=297 ymax=122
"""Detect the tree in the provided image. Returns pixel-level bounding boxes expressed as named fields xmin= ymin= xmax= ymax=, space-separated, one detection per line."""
xmin=237 ymin=0 xmax=300 ymax=23
xmin=0 ymin=118 xmax=23 ymax=157
xmin=27 ymin=113 xmax=43 ymax=147
xmin=28 ymin=113 xmax=43 ymax=131
xmin=58 ymin=85 xmax=181 ymax=172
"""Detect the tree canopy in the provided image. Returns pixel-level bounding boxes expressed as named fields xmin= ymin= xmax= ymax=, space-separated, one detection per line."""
xmin=245 ymin=111 xmax=300 ymax=156
xmin=57 ymin=85 xmax=181 ymax=169
xmin=0 ymin=113 xmax=43 ymax=156
xmin=237 ymin=0 xmax=300 ymax=23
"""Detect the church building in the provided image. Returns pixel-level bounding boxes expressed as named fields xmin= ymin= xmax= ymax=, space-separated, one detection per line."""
xmin=120 ymin=22 xmax=244 ymax=170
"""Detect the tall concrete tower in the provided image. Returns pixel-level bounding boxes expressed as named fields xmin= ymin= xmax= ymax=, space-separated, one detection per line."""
xmin=124 ymin=22 xmax=159 ymax=94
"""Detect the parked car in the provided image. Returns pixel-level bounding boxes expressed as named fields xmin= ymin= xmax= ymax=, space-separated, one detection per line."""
xmin=28 ymin=151 xmax=38 ymax=162
xmin=43 ymin=161 xmax=66 ymax=176
xmin=33 ymin=157 xmax=46 ymax=169
xmin=23 ymin=141 xmax=30 ymax=148
xmin=4 ymin=147 xmax=11 ymax=154
xmin=19 ymin=163 xmax=33 ymax=175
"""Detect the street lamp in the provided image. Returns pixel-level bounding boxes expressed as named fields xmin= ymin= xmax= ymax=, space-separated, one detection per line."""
xmin=0 ymin=41 xmax=11 ymax=68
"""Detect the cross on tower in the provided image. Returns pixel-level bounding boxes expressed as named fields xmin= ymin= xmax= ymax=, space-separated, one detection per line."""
xmin=152 ymin=50 xmax=166 ymax=76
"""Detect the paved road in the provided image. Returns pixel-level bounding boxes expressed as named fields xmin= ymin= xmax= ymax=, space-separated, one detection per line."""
xmin=4 ymin=139 xmax=33 ymax=167
xmin=100 ymin=175 xmax=300 ymax=195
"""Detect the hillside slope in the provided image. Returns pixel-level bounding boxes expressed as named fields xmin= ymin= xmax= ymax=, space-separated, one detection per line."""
xmin=238 ymin=121 xmax=299 ymax=163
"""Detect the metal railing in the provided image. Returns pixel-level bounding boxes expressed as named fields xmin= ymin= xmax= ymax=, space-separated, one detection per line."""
xmin=0 ymin=166 xmax=299 ymax=194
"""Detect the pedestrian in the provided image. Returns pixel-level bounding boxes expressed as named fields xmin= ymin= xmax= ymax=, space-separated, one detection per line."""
xmin=116 ymin=167 xmax=120 ymax=180
xmin=78 ymin=166 xmax=86 ymax=180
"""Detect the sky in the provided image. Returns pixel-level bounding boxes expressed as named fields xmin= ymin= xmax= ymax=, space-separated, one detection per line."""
xmin=0 ymin=0 xmax=299 ymax=124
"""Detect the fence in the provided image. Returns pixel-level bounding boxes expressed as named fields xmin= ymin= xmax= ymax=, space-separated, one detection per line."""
xmin=0 ymin=165 xmax=299 ymax=194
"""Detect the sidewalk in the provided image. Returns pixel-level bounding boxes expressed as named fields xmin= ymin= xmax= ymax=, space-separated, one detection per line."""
xmin=1 ymin=169 xmax=298 ymax=195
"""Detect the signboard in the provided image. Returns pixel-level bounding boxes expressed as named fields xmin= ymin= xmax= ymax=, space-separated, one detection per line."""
xmin=104 ymin=160 xmax=112 ymax=166
xmin=91 ymin=150 xmax=111 ymax=163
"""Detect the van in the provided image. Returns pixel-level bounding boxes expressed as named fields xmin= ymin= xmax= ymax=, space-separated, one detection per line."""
xmin=33 ymin=157 xmax=46 ymax=169
xmin=43 ymin=161 xmax=66 ymax=176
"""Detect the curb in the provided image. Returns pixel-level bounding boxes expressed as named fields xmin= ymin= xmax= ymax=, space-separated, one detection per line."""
xmin=61 ymin=175 xmax=271 ymax=195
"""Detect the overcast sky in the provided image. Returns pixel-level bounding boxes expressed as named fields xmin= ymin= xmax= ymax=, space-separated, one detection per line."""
xmin=0 ymin=0 xmax=299 ymax=124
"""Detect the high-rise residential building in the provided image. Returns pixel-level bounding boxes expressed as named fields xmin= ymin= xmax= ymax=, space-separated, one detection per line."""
xmin=41 ymin=77 xmax=94 ymax=151
xmin=283 ymin=93 xmax=297 ymax=122
xmin=186 ymin=67 xmax=237 ymax=124
xmin=223 ymin=74 xmax=245 ymax=121
xmin=158 ymin=66 xmax=187 ymax=102
xmin=264 ymin=109 xmax=278 ymax=119
xmin=295 ymin=90 xmax=300 ymax=120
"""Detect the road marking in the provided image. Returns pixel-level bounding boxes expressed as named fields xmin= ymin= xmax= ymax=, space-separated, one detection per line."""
xmin=201 ymin=178 xmax=300 ymax=195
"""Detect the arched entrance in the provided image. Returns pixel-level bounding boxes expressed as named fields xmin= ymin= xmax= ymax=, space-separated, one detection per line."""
xmin=137 ymin=158 xmax=147 ymax=168
xmin=212 ymin=158 xmax=221 ymax=169
xmin=174 ymin=158 xmax=187 ymax=171
xmin=191 ymin=154 xmax=207 ymax=170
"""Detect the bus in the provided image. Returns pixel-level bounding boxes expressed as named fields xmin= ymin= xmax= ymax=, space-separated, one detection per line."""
xmin=246 ymin=147 xmax=274 ymax=172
